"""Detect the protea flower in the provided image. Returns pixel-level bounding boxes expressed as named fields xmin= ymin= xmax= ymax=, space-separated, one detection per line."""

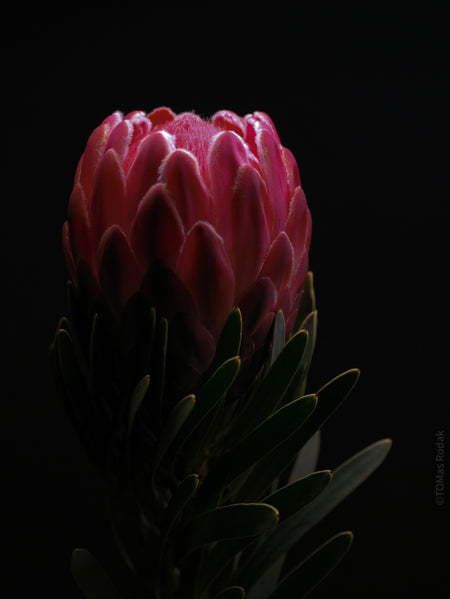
xmin=53 ymin=108 xmax=392 ymax=599
xmin=63 ymin=107 xmax=311 ymax=397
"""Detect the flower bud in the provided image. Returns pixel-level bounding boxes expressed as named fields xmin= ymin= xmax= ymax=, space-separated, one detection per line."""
xmin=63 ymin=108 xmax=311 ymax=396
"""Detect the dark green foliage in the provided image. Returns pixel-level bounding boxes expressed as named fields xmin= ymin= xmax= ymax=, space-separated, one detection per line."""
xmin=71 ymin=549 xmax=121 ymax=599
xmin=266 ymin=532 xmax=353 ymax=599
xmin=50 ymin=274 xmax=391 ymax=599
xmin=213 ymin=587 xmax=246 ymax=599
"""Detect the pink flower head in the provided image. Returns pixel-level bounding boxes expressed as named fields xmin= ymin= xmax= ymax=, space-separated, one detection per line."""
xmin=63 ymin=108 xmax=312 ymax=393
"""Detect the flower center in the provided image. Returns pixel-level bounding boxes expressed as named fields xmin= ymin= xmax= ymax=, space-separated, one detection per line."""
xmin=162 ymin=113 xmax=219 ymax=186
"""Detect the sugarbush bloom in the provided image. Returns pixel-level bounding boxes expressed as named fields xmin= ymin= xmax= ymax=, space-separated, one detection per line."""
xmin=63 ymin=107 xmax=311 ymax=394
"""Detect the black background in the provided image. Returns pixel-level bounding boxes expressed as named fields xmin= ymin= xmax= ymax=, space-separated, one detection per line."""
xmin=3 ymin=2 xmax=449 ymax=597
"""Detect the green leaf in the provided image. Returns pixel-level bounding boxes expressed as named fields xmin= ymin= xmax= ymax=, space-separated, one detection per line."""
xmin=238 ymin=369 xmax=360 ymax=502
xmin=55 ymin=329 xmax=91 ymax=434
xmin=67 ymin=280 xmax=93 ymax=359
xmin=251 ymin=329 xmax=308 ymax=421
xmin=57 ymin=316 xmax=72 ymax=335
xmin=174 ymin=357 xmax=241 ymax=450
xmin=210 ymin=308 xmax=242 ymax=373
xmin=263 ymin=470 xmax=332 ymax=521
xmin=233 ymin=330 xmax=309 ymax=443
xmin=195 ymin=470 xmax=331 ymax=598
xmin=288 ymin=310 xmax=318 ymax=401
xmin=240 ymin=439 xmax=392 ymax=594
xmin=157 ymin=475 xmax=201 ymax=593
xmin=155 ymin=317 xmax=168 ymax=424
xmin=267 ymin=531 xmax=353 ymax=599
xmin=88 ymin=313 xmax=115 ymax=392
xmin=152 ymin=394 xmax=196 ymax=477
xmin=228 ymin=395 xmax=318 ymax=485
xmin=195 ymin=538 xmax=250 ymax=598
xmin=127 ymin=375 xmax=150 ymax=442
xmin=161 ymin=474 xmax=200 ymax=546
xmin=288 ymin=431 xmax=321 ymax=483
xmin=122 ymin=298 xmax=156 ymax=384
xmin=305 ymin=368 xmax=360 ymax=435
xmin=49 ymin=339 xmax=66 ymax=401
xmin=67 ymin=280 xmax=85 ymax=344
xmin=266 ymin=310 xmax=286 ymax=370
xmin=71 ymin=548 xmax=121 ymax=599
xmin=293 ymin=271 xmax=315 ymax=333
xmin=185 ymin=503 xmax=279 ymax=554
xmin=89 ymin=313 xmax=100 ymax=387
xmin=214 ymin=587 xmax=246 ymax=599
xmin=55 ymin=328 xmax=110 ymax=471
xmin=196 ymin=394 xmax=317 ymax=512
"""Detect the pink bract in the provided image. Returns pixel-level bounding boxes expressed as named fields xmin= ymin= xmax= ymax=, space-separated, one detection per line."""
xmin=63 ymin=107 xmax=312 ymax=391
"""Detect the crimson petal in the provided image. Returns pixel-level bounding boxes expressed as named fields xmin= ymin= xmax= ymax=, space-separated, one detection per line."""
xmin=257 ymin=128 xmax=289 ymax=237
xmin=167 ymin=312 xmax=216 ymax=388
xmin=130 ymin=183 xmax=185 ymax=274
xmin=283 ymin=147 xmax=301 ymax=198
xmin=106 ymin=120 xmax=133 ymax=164
xmin=212 ymin=110 xmax=246 ymax=136
xmin=68 ymin=183 xmax=96 ymax=275
xmin=208 ymin=131 xmax=249 ymax=251
xmin=90 ymin=149 xmax=127 ymax=243
xmin=231 ymin=165 xmax=270 ymax=299
xmin=148 ymin=106 xmax=176 ymax=127
xmin=126 ymin=131 xmax=174 ymax=225
xmin=62 ymin=221 xmax=76 ymax=283
xmin=290 ymin=254 xmax=309 ymax=299
xmin=239 ymin=276 xmax=276 ymax=336
xmin=177 ymin=222 xmax=235 ymax=339
xmin=160 ymin=149 xmax=212 ymax=230
xmin=286 ymin=187 xmax=312 ymax=269
xmin=140 ymin=260 xmax=197 ymax=322
xmin=98 ymin=225 xmax=141 ymax=315
xmin=260 ymin=232 xmax=294 ymax=292
xmin=79 ymin=113 xmax=122 ymax=197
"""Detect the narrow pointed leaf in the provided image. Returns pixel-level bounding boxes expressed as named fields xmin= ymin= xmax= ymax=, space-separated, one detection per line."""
xmin=196 ymin=470 xmax=330 ymax=598
xmin=158 ymin=474 xmax=201 ymax=592
xmin=263 ymin=470 xmax=332 ymax=520
xmin=210 ymin=307 xmax=242 ymax=373
xmin=57 ymin=316 xmax=72 ymax=335
xmin=196 ymin=395 xmax=317 ymax=512
xmin=214 ymin=587 xmax=246 ymax=599
xmin=227 ymin=395 xmax=318 ymax=485
xmin=288 ymin=310 xmax=318 ymax=401
xmin=67 ymin=280 xmax=89 ymax=351
xmin=152 ymin=394 xmax=196 ymax=477
xmin=266 ymin=310 xmax=286 ymax=370
xmin=267 ymin=531 xmax=353 ymax=599
xmin=239 ymin=439 xmax=392 ymax=591
xmin=293 ymin=271 xmax=315 ymax=333
xmin=71 ymin=548 xmax=121 ymax=599
xmin=288 ymin=431 xmax=321 ymax=483
xmin=122 ymin=298 xmax=157 ymax=381
xmin=251 ymin=329 xmax=308 ymax=421
xmin=55 ymin=329 xmax=92 ymax=437
xmin=89 ymin=312 xmax=100 ymax=387
xmin=154 ymin=317 xmax=168 ymax=424
xmin=244 ymin=558 xmax=283 ymax=599
xmin=127 ymin=375 xmax=150 ymax=441
xmin=233 ymin=330 xmax=309 ymax=442
xmin=161 ymin=474 xmax=200 ymax=545
xmin=174 ymin=356 xmax=241 ymax=449
xmin=290 ymin=368 xmax=360 ymax=448
xmin=238 ymin=369 xmax=360 ymax=501
xmin=185 ymin=503 xmax=279 ymax=554
xmin=195 ymin=538 xmax=250 ymax=598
